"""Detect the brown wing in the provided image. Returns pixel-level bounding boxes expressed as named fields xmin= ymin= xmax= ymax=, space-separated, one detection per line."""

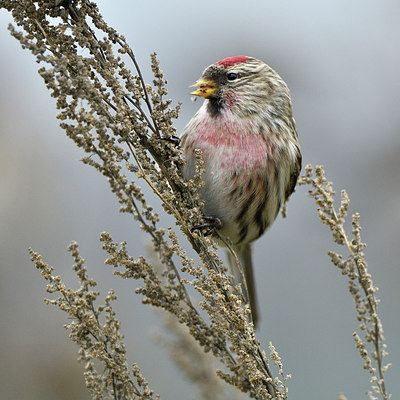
xmin=285 ymin=144 xmax=302 ymax=201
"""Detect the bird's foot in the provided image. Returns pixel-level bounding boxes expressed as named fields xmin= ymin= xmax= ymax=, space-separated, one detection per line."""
xmin=163 ymin=135 xmax=180 ymax=146
xmin=193 ymin=216 xmax=222 ymax=236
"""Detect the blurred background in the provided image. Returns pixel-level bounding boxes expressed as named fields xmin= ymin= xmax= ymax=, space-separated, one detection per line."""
xmin=1 ymin=1 xmax=399 ymax=399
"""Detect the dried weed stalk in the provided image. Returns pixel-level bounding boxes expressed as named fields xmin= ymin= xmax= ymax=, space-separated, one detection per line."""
xmin=3 ymin=1 xmax=286 ymax=399
xmin=298 ymin=165 xmax=391 ymax=400
xmin=155 ymin=313 xmax=246 ymax=400
xmin=1 ymin=1 xmax=390 ymax=399
xmin=29 ymin=242 xmax=158 ymax=399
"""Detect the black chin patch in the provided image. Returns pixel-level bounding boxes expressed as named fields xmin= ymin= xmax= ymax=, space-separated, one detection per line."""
xmin=207 ymin=96 xmax=225 ymax=117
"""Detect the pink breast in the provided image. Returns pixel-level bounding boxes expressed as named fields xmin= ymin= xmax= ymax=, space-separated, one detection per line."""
xmin=193 ymin=115 xmax=272 ymax=172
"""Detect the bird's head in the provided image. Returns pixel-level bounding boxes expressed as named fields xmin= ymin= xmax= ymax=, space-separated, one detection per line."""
xmin=191 ymin=56 xmax=292 ymax=118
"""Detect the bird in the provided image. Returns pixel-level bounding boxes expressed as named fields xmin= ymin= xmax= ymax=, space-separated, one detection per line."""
xmin=181 ymin=56 xmax=302 ymax=327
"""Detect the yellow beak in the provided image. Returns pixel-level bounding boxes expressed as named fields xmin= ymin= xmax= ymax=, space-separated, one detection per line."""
xmin=190 ymin=78 xmax=219 ymax=98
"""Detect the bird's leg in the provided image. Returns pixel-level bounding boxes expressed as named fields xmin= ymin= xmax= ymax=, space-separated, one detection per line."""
xmin=192 ymin=216 xmax=222 ymax=236
xmin=163 ymin=135 xmax=180 ymax=146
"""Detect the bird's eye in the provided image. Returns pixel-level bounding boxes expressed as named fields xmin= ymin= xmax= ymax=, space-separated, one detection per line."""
xmin=227 ymin=72 xmax=238 ymax=81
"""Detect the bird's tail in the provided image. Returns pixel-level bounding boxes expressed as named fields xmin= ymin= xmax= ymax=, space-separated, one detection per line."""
xmin=227 ymin=243 xmax=259 ymax=328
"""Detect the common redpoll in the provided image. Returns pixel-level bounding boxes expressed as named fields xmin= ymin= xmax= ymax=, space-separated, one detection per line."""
xmin=182 ymin=56 xmax=302 ymax=327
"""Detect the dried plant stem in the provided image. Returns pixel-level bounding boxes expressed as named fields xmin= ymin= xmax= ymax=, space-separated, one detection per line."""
xmin=298 ymin=165 xmax=390 ymax=400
